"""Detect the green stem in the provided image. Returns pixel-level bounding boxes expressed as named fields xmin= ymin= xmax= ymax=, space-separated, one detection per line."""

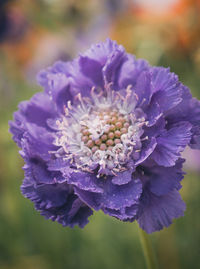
xmin=138 ymin=226 xmax=158 ymax=269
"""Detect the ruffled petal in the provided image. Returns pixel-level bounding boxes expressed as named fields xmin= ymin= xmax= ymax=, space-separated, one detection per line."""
xmin=20 ymin=92 xmax=56 ymax=126
xmin=134 ymin=71 xmax=152 ymax=107
xmin=150 ymin=67 xmax=182 ymax=112
xmin=9 ymin=92 xmax=56 ymax=146
xmin=39 ymin=196 xmax=93 ymax=228
xmin=137 ymin=190 xmax=186 ymax=233
xmin=117 ymin=54 xmax=149 ymax=89
xmin=111 ymin=170 xmax=132 ymax=185
xmin=79 ymin=56 xmax=103 ymax=87
xmin=67 ymin=39 xmax=127 ymax=94
xmin=151 ymin=67 xmax=178 ymax=93
xmin=23 ymin=156 xmax=64 ymax=185
xmin=135 ymin=137 xmax=157 ymax=166
xmin=151 ymin=122 xmax=192 ymax=167
xmin=82 ymin=38 xmax=123 ymax=64
xmin=102 ymin=44 xmax=127 ymax=88
xmin=74 ymin=187 xmax=102 ymax=210
xmin=37 ymin=61 xmax=69 ymax=90
xmin=166 ymin=86 xmax=200 ymax=149
xmin=144 ymin=117 xmax=166 ymax=138
xmin=37 ymin=61 xmax=73 ymax=113
xmin=67 ymin=171 xmax=103 ymax=193
xmin=21 ymin=178 xmax=70 ymax=209
xmin=75 ymin=178 xmax=142 ymax=215
xmin=20 ymin=123 xmax=57 ymax=162
xmin=102 ymin=179 xmax=142 ymax=220
xmin=144 ymin=100 xmax=162 ymax=127
xmin=66 ymin=59 xmax=96 ymax=96
xmin=103 ymin=203 xmax=139 ymax=221
xmin=21 ymin=178 xmax=93 ymax=228
xmin=147 ymin=159 xmax=184 ymax=196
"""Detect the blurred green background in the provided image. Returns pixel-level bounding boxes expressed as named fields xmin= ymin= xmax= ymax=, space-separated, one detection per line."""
xmin=0 ymin=0 xmax=200 ymax=268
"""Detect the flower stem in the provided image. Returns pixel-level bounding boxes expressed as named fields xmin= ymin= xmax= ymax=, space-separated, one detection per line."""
xmin=138 ymin=226 xmax=158 ymax=269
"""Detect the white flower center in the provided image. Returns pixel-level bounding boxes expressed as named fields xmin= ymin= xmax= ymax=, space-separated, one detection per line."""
xmin=54 ymin=85 xmax=146 ymax=176
xmin=81 ymin=110 xmax=130 ymax=152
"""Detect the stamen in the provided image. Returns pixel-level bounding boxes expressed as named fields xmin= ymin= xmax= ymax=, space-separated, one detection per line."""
xmin=114 ymin=130 xmax=121 ymax=138
xmin=100 ymin=144 xmax=107 ymax=151
xmin=82 ymin=136 xmax=89 ymax=143
xmin=95 ymin=139 xmax=102 ymax=145
xmin=121 ymin=128 xmax=127 ymax=134
xmin=92 ymin=146 xmax=98 ymax=153
xmin=87 ymin=140 xmax=94 ymax=148
xmin=106 ymin=139 xmax=114 ymax=146
xmin=108 ymin=132 xmax=115 ymax=139
xmin=82 ymin=129 xmax=90 ymax=136
xmin=124 ymin=122 xmax=130 ymax=128
xmin=116 ymin=121 xmax=122 ymax=129
xmin=114 ymin=139 xmax=121 ymax=144
xmin=109 ymin=124 xmax=115 ymax=131
xmin=101 ymin=134 xmax=108 ymax=141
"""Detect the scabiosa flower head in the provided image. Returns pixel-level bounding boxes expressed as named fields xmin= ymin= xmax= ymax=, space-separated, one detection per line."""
xmin=10 ymin=39 xmax=200 ymax=233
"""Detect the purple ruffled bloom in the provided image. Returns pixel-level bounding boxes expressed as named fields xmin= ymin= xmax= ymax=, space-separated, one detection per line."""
xmin=10 ymin=39 xmax=200 ymax=233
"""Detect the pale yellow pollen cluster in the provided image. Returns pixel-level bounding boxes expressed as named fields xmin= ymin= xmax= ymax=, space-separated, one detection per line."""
xmin=81 ymin=110 xmax=130 ymax=153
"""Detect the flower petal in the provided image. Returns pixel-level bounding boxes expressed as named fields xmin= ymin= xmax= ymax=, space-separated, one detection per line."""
xmin=37 ymin=62 xmax=73 ymax=113
xmin=102 ymin=178 xmax=142 ymax=210
xmin=9 ymin=92 xmax=56 ymax=146
xmin=102 ymin=44 xmax=127 ymax=88
xmin=117 ymin=54 xmax=149 ymax=89
xmin=103 ymin=203 xmax=139 ymax=221
xmin=135 ymin=137 xmax=157 ymax=166
xmin=37 ymin=61 xmax=69 ymax=90
xmin=67 ymin=171 xmax=104 ymax=193
xmin=68 ymin=39 xmax=127 ymax=94
xmin=148 ymin=159 xmax=184 ymax=196
xmin=134 ymin=71 xmax=152 ymax=107
xmin=151 ymin=67 xmax=182 ymax=112
xmin=75 ymin=178 xmax=142 ymax=213
xmin=151 ymin=121 xmax=192 ymax=167
xmin=21 ymin=178 xmax=70 ymax=209
xmin=82 ymin=38 xmax=123 ymax=64
xmin=144 ymin=100 xmax=162 ymax=127
xmin=66 ymin=59 xmax=98 ymax=96
xmin=137 ymin=190 xmax=186 ymax=233
xmin=74 ymin=187 xmax=102 ymax=210
xmin=166 ymin=86 xmax=200 ymax=149
xmin=111 ymin=170 xmax=132 ymax=185
xmin=79 ymin=56 xmax=103 ymax=87
xmin=20 ymin=123 xmax=57 ymax=162
xmin=22 ymin=178 xmax=93 ymax=228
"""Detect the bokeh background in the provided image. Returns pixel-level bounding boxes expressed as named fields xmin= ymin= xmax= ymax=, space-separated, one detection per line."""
xmin=0 ymin=0 xmax=200 ymax=268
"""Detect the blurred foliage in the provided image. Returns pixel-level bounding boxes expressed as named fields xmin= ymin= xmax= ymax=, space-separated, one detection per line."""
xmin=0 ymin=0 xmax=200 ymax=268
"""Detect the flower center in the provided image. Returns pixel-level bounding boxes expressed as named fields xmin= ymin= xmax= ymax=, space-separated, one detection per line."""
xmin=80 ymin=110 xmax=130 ymax=153
xmin=54 ymin=86 xmax=146 ymax=176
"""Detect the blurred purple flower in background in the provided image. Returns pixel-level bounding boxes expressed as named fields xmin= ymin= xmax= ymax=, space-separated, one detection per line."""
xmin=0 ymin=0 xmax=28 ymax=43
xmin=10 ymin=39 xmax=200 ymax=233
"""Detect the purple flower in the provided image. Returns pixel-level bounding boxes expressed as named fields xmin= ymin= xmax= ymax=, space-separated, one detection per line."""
xmin=10 ymin=39 xmax=200 ymax=233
